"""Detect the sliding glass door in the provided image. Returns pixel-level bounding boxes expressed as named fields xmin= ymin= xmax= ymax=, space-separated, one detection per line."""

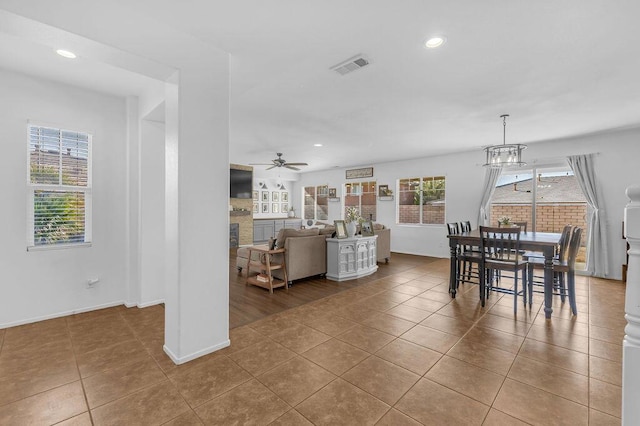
xmin=491 ymin=166 xmax=588 ymax=270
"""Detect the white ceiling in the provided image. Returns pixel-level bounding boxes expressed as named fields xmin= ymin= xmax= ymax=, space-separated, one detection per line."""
xmin=1 ymin=0 xmax=639 ymax=173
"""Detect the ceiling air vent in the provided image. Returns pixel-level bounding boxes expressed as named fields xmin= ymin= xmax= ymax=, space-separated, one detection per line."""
xmin=330 ymin=54 xmax=370 ymax=75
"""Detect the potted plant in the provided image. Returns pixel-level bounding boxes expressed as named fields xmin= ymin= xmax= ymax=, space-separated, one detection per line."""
xmin=345 ymin=207 xmax=361 ymax=237
xmin=498 ymin=216 xmax=512 ymax=226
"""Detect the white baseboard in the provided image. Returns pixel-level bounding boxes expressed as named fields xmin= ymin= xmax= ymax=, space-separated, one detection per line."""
xmin=0 ymin=300 xmax=124 ymax=329
xmin=138 ymin=299 xmax=165 ymax=308
xmin=163 ymin=339 xmax=230 ymax=365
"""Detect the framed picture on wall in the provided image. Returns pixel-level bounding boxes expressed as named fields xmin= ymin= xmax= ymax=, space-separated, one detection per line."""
xmin=261 ymin=191 xmax=269 ymax=202
xmin=262 ymin=203 xmax=269 ymax=213
xmin=329 ymin=188 xmax=337 ymax=197
xmin=253 ymin=202 xmax=259 ymax=213
xmin=272 ymin=192 xmax=279 ymax=202
xmin=282 ymin=192 xmax=288 ymax=202
xmin=281 ymin=203 xmax=288 ymax=212
xmin=253 ymin=190 xmax=259 ymax=201
xmin=272 ymin=203 xmax=279 ymax=213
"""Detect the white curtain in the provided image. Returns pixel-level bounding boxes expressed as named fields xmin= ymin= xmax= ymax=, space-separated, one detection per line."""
xmin=567 ymin=154 xmax=609 ymax=277
xmin=477 ymin=167 xmax=502 ymax=227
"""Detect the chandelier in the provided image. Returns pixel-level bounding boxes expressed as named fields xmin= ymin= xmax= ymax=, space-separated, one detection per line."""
xmin=483 ymin=114 xmax=526 ymax=168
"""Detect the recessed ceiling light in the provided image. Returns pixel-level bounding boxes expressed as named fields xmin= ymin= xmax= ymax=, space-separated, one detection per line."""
xmin=56 ymin=49 xmax=77 ymax=59
xmin=424 ymin=36 xmax=446 ymax=49
xmin=313 ymin=143 xmax=323 ymax=147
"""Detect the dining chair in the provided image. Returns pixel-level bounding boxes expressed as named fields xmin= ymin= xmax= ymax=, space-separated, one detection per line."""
xmin=458 ymin=220 xmax=480 ymax=283
xmin=527 ymin=227 xmax=582 ymax=315
xmin=447 ymin=222 xmax=481 ymax=288
xmin=479 ymin=226 xmax=528 ymax=313
xmin=523 ymin=224 xmax=573 ymax=298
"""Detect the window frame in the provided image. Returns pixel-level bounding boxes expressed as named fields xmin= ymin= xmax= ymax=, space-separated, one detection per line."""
xmin=26 ymin=123 xmax=93 ymax=251
xmin=302 ymin=185 xmax=329 ymax=222
xmin=343 ymin=181 xmax=377 ymax=222
xmin=396 ymin=175 xmax=446 ymax=226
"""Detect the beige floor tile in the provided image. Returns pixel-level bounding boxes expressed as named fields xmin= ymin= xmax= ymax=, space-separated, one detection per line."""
xmin=378 ymin=290 xmax=415 ymax=303
xmin=75 ymin=338 xmax=149 ymax=378
xmin=463 ymin=326 xmax=524 ymax=354
xmin=249 ymin=314 xmax=300 ymax=338
xmin=590 ymin=340 xmax=623 ymax=362
xmin=419 ymin=312 xmax=475 ymax=336
xmin=336 ymin=324 xmax=396 ymax=353
xmin=0 ymin=356 xmax=79 ymax=407
xmin=478 ymin=314 xmax=532 ymax=337
xmin=395 ymin=378 xmax=489 ymax=425
xmin=589 ymin=379 xmax=622 ymax=418
xmin=493 ymin=378 xmax=588 ymax=425
xmin=588 ymin=409 xmax=621 ymax=425
xmin=482 ymin=409 xmax=528 ymax=425
xmin=518 ymin=338 xmax=589 ymax=375
xmin=270 ymin=324 xmax=331 ymax=353
xmin=257 ymin=356 xmax=335 ymax=406
xmin=590 ymin=356 xmax=622 ymax=386
xmin=375 ymin=408 xmax=422 ymax=425
xmin=532 ymin=314 xmax=590 ymax=337
xmin=526 ymin=324 xmax=589 ymax=353
xmin=589 ymin=313 xmax=627 ymax=331
xmin=425 ymin=356 xmax=505 ymax=405
xmin=487 ymin=303 xmax=537 ymax=323
xmin=195 ymin=379 xmax=289 ymax=425
xmin=507 ymin=356 xmax=588 ymax=405
xmin=83 ymin=356 xmax=167 ymax=408
xmin=0 ymin=381 xmax=87 ymax=426
xmin=297 ymin=378 xmax=389 ymax=425
xmin=269 ymin=409 xmax=313 ymax=425
xmin=356 ymin=295 xmax=400 ymax=312
xmin=400 ymin=325 xmax=460 ymax=353
xmin=55 ymin=412 xmax=93 ymax=426
xmin=590 ymin=325 xmax=624 ymax=346
xmin=335 ymin=305 xmax=380 ymax=323
xmin=418 ymin=290 xmax=455 ymax=304
xmin=219 ymin=325 xmax=268 ymax=355
xmin=401 ymin=296 xmax=446 ymax=312
xmin=386 ymin=304 xmax=433 ymax=323
xmin=229 ymin=339 xmax=296 ymax=376
xmin=302 ymin=339 xmax=369 ymax=375
xmin=91 ymin=380 xmax=189 ymax=425
xmin=168 ymin=355 xmax=251 ymax=407
xmin=436 ymin=303 xmax=487 ymax=322
xmin=161 ymin=410 xmax=203 ymax=425
xmin=393 ymin=284 xmax=427 ymax=296
xmin=447 ymin=339 xmax=516 ymax=376
xmin=303 ymin=314 xmax=358 ymax=337
xmin=375 ymin=338 xmax=442 ymax=375
xmin=362 ymin=313 xmax=416 ymax=336
xmin=342 ymin=356 xmax=419 ymax=405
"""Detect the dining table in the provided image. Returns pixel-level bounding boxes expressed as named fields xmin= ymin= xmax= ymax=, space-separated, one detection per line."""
xmin=447 ymin=229 xmax=563 ymax=319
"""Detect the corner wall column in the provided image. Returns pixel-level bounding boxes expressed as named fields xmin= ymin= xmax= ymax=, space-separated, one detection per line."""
xmin=623 ymin=184 xmax=640 ymax=424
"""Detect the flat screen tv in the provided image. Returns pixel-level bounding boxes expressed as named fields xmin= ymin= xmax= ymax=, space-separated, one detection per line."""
xmin=230 ymin=169 xmax=252 ymax=199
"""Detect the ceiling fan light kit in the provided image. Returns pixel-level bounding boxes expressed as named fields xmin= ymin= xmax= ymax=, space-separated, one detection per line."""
xmin=483 ymin=114 xmax=526 ymax=168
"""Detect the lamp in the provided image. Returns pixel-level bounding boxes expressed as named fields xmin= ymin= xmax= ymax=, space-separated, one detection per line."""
xmin=483 ymin=114 xmax=526 ymax=168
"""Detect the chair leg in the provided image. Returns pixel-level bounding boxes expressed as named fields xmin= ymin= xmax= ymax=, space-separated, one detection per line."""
xmin=528 ymin=266 xmax=533 ymax=308
xmin=513 ymin=273 xmax=518 ymax=314
xmin=568 ymin=271 xmax=578 ymax=315
xmin=558 ymin=272 xmax=566 ymax=303
xmin=479 ymin=266 xmax=486 ymax=307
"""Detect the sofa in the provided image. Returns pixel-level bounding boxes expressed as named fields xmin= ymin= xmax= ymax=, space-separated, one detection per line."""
xmin=236 ymin=224 xmax=391 ymax=286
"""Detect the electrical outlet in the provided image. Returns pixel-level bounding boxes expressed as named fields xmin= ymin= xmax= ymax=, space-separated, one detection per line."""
xmin=86 ymin=278 xmax=100 ymax=288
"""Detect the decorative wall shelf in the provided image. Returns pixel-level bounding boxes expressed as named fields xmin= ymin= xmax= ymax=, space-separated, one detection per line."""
xmin=230 ymin=210 xmax=252 ymax=216
xmin=379 ymin=196 xmax=394 ymax=201
xmin=328 ymin=197 xmax=341 ymax=202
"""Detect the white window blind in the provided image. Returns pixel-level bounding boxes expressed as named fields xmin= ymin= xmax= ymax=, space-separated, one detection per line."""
xmin=27 ymin=125 xmax=92 ymax=248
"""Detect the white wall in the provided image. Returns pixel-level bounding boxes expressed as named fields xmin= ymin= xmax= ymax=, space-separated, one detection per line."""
xmin=0 ymin=70 xmax=128 ymax=327
xmin=139 ymin=119 xmax=165 ymax=306
xmin=294 ymin=127 xmax=640 ymax=279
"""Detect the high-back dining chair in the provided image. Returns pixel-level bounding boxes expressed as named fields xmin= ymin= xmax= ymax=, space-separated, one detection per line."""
xmin=447 ymin=222 xmax=481 ymax=288
xmin=527 ymin=227 xmax=582 ymax=315
xmin=479 ymin=226 xmax=528 ymax=313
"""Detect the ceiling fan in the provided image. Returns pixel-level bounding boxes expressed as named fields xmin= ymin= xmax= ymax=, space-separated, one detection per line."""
xmin=250 ymin=153 xmax=308 ymax=171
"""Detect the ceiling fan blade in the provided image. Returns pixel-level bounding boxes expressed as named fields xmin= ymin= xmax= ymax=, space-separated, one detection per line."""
xmin=284 ymin=165 xmax=301 ymax=171
xmin=266 ymin=165 xmax=278 ymax=170
xmin=248 ymin=162 xmax=275 ymax=165
xmin=285 ymin=162 xmax=308 ymax=166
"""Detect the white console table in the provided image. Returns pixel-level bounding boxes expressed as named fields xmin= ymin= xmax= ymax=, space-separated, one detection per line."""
xmin=326 ymin=235 xmax=378 ymax=281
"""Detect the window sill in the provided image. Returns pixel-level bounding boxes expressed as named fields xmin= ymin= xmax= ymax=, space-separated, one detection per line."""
xmin=27 ymin=242 xmax=92 ymax=252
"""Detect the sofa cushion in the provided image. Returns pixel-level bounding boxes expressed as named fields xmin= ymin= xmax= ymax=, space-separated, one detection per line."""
xmin=275 ymin=228 xmax=320 ymax=248
xmin=319 ymin=226 xmax=336 ymax=235
xmin=373 ymin=223 xmax=385 ymax=230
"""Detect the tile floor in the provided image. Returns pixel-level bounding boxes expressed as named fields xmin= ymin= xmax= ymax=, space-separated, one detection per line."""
xmin=0 ymin=258 xmax=625 ymax=425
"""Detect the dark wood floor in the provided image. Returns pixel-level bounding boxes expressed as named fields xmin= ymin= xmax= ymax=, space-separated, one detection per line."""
xmin=229 ymin=248 xmax=441 ymax=329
